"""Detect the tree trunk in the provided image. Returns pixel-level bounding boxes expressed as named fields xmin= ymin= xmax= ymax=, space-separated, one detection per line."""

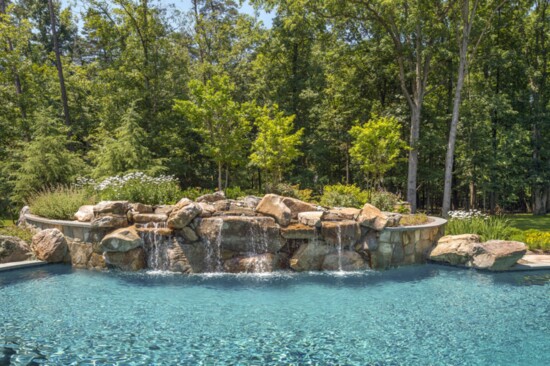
xmin=407 ymin=105 xmax=421 ymax=212
xmin=217 ymin=161 xmax=223 ymax=192
xmin=47 ymin=0 xmax=70 ymax=128
xmin=533 ymin=186 xmax=548 ymax=215
xmin=442 ymin=0 xmax=472 ymax=217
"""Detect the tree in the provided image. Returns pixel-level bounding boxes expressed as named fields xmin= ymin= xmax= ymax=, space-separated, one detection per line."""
xmin=90 ymin=102 xmax=162 ymax=178
xmin=249 ymin=104 xmax=303 ymax=184
xmin=349 ymin=115 xmax=407 ymax=188
xmin=11 ymin=108 xmax=85 ymax=201
xmin=173 ymin=75 xmax=250 ymax=190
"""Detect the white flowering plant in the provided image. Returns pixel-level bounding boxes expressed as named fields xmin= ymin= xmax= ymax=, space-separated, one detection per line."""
xmin=447 ymin=210 xmax=488 ymax=220
xmin=77 ymin=172 xmax=181 ymax=205
xmin=446 ymin=210 xmax=512 ymax=241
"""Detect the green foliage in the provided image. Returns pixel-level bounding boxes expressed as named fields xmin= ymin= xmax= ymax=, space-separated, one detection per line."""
xmin=446 ymin=216 xmax=514 ymax=241
xmin=320 ymin=184 xmax=369 ymax=208
xmin=95 ymin=173 xmax=181 ymax=205
xmin=506 ymin=214 xmax=550 ymax=232
xmin=349 ymin=115 xmax=408 ymax=187
xmin=12 ymin=108 xmax=86 ymax=201
xmin=369 ymin=191 xmax=401 ymax=212
xmin=90 ymin=103 xmax=163 ymax=178
xmin=0 ymin=224 xmax=34 ymax=243
xmin=400 ymin=213 xmax=429 ymax=226
xmin=224 ymin=187 xmax=262 ymax=200
xmin=179 ymin=187 xmax=212 ymax=201
xmin=250 ymin=104 xmax=303 ymax=183
xmin=265 ymin=183 xmax=314 ymax=202
xmin=28 ymin=186 xmax=96 ymax=220
xmin=510 ymin=229 xmax=550 ymax=252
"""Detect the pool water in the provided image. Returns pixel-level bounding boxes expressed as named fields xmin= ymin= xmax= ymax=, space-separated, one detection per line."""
xmin=0 ymin=265 xmax=549 ymax=365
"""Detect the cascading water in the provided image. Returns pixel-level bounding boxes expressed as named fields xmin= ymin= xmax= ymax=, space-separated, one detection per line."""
xmin=246 ymin=218 xmax=270 ymax=273
xmin=336 ymin=224 xmax=343 ymax=272
xmin=144 ymin=222 xmax=169 ymax=271
xmin=203 ymin=217 xmax=224 ymax=272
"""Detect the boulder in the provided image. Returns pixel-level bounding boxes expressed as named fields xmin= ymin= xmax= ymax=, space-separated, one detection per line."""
xmin=167 ymin=202 xmax=202 ymax=229
xmin=31 ymin=229 xmax=68 ymax=263
xmin=243 ymin=196 xmax=262 ymax=209
xmin=74 ymin=205 xmax=94 ymax=222
xmin=471 ymin=240 xmax=527 ymax=271
xmin=130 ymin=203 xmax=154 ymax=214
xmin=357 ymin=204 xmax=388 ymax=231
xmin=91 ymin=215 xmax=128 ymax=229
xmin=385 ymin=213 xmax=403 ymax=228
xmin=281 ymin=223 xmax=316 ymax=240
xmin=289 ymin=241 xmax=333 ymax=271
xmin=179 ymin=227 xmax=199 ymax=242
xmin=99 ymin=226 xmax=143 ymax=252
xmin=104 ymin=247 xmax=146 ymax=271
xmin=322 ymin=251 xmax=367 ymax=271
xmin=93 ymin=201 xmax=129 ymax=215
xmin=197 ymin=216 xmax=284 ymax=253
xmin=154 ymin=205 xmax=174 ymax=215
xmin=281 ymin=197 xmax=319 ymax=219
xmin=197 ymin=202 xmax=216 ymax=218
xmin=255 ymin=194 xmax=292 ymax=227
xmin=355 ymin=230 xmax=379 ymax=252
xmin=223 ymin=253 xmax=279 ymax=273
xmin=17 ymin=206 xmax=30 ymax=226
xmin=321 ymin=220 xmax=361 ymax=247
xmin=67 ymin=240 xmax=92 ymax=268
xmin=429 ymin=234 xmax=481 ymax=266
xmin=324 ymin=208 xmax=361 ymax=221
xmin=0 ymin=235 xmax=32 ymax=263
xmin=88 ymin=252 xmax=106 ymax=270
xmin=196 ymin=191 xmax=225 ymax=203
xmin=298 ymin=211 xmax=325 ymax=227
xmin=132 ymin=213 xmax=168 ymax=224
xmin=213 ymin=200 xmax=233 ymax=212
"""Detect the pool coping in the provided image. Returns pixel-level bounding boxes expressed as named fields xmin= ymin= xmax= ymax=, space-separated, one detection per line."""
xmin=384 ymin=216 xmax=447 ymax=231
xmin=0 ymin=260 xmax=48 ymax=272
xmin=25 ymin=213 xmax=91 ymax=228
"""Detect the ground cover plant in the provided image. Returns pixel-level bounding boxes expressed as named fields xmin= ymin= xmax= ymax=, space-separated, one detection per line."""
xmin=28 ymin=186 xmax=96 ymax=221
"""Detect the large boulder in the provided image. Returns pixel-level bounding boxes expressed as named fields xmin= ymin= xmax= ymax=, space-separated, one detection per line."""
xmin=132 ymin=213 xmax=168 ymax=224
xmin=289 ymin=241 xmax=333 ymax=271
xmin=322 ymin=251 xmax=367 ymax=271
xmin=281 ymin=223 xmax=316 ymax=240
xmin=99 ymin=226 xmax=143 ymax=252
xmin=281 ymin=197 xmax=319 ymax=219
xmin=324 ymin=208 xmax=361 ymax=221
xmin=429 ymin=234 xmax=480 ymax=266
xmin=471 ymin=240 xmax=527 ymax=271
xmin=74 ymin=205 xmax=94 ymax=222
xmin=197 ymin=202 xmax=216 ymax=218
xmin=104 ymin=247 xmax=146 ymax=271
xmin=91 ymin=215 xmax=128 ymax=229
xmin=321 ymin=220 xmax=361 ymax=247
xmin=167 ymin=201 xmax=202 ymax=229
xmin=0 ymin=235 xmax=32 ymax=263
xmin=196 ymin=191 xmax=225 ymax=203
xmin=93 ymin=201 xmax=129 ymax=215
xmin=255 ymin=194 xmax=292 ymax=227
xmin=31 ymin=229 xmax=68 ymax=263
xmin=197 ymin=216 xmax=284 ymax=253
xmin=130 ymin=203 xmax=153 ymax=214
xmin=357 ymin=204 xmax=388 ymax=231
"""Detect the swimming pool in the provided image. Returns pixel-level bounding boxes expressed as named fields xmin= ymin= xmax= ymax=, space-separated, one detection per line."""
xmin=1 ymin=265 xmax=549 ymax=365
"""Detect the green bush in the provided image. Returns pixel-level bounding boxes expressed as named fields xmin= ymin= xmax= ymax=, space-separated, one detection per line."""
xmin=319 ymin=184 xmax=369 ymax=208
xmin=0 ymin=223 xmax=34 ymax=242
xmin=446 ymin=216 xmax=513 ymax=241
xmin=95 ymin=172 xmax=181 ymax=205
xmin=265 ymin=183 xmax=315 ymax=203
xmin=510 ymin=229 xmax=550 ymax=252
xmin=179 ymin=187 xmax=212 ymax=201
xmin=28 ymin=186 xmax=96 ymax=220
xmin=369 ymin=191 xmax=401 ymax=212
xmin=225 ymin=187 xmax=262 ymax=200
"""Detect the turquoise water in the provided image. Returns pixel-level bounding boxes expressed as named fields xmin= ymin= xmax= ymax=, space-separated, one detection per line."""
xmin=0 ymin=265 xmax=549 ymax=365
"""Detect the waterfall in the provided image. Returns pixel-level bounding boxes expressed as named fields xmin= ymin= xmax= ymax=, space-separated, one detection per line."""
xmin=203 ymin=218 xmax=224 ymax=272
xmin=246 ymin=218 xmax=270 ymax=273
xmin=144 ymin=222 xmax=169 ymax=271
xmin=336 ymin=224 xmax=343 ymax=272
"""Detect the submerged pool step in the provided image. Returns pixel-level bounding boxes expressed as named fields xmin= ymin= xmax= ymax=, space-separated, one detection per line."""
xmin=0 ymin=260 xmax=48 ymax=272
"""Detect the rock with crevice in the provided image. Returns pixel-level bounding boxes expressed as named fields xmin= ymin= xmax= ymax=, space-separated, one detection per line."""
xmin=429 ymin=234 xmax=480 ymax=266
xmin=31 ymin=229 xmax=68 ymax=263
xmin=357 ymin=204 xmax=388 ymax=231
xmin=322 ymin=251 xmax=367 ymax=271
xmin=196 ymin=191 xmax=226 ymax=203
xmin=74 ymin=205 xmax=94 ymax=222
xmin=289 ymin=241 xmax=333 ymax=271
xmin=167 ymin=202 xmax=202 ymax=229
xmin=104 ymin=247 xmax=146 ymax=271
xmin=99 ymin=226 xmax=143 ymax=252
xmin=321 ymin=220 xmax=361 ymax=247
xmin=471 ymin=240 xmax=527 ymax=271
xmin=298 ymin=211 xmax=325 ymax=227
xmin=281 ymin=197 xmax=319 ymax=219
xmin=255 ymin=194 xmax=292 ymax=227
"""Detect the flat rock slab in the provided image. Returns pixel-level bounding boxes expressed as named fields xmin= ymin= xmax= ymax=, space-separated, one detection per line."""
xmin=0 ymin=260 xmax=47 ymax=272
xmin=512 ymin=254 xmax=550 ymax=270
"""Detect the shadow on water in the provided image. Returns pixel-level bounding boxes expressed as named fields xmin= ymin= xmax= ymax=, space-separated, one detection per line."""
xmin=0 ymin=264 xmax=74 ymax=288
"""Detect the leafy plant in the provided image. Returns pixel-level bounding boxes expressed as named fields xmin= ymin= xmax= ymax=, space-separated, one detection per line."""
xmin=446 ymin=215 xmax=513 ymax=241
xmin=319 ymin=184 xmax=369 ymax=208
xmin=400 ymin=213 xmax=429 ymax=226
xmin=28 ymin=186 xmax=96 ymax=220
xmin=179 ymin=187 xmax=212 ymax=201
xmin=510 ymin=229 xmax=550 ymax=252
xmin=0 ymin=223 xmax=34 ymax=243
xmin=369 ymin=191 xmax=401 ymax=212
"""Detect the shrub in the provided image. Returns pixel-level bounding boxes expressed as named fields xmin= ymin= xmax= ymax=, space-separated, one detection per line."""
xmin=179 ymin=187 xmax=212 ymax=201
xmin=93 ymin=172 xmax=181 ymax=205
xmin=224 ymin=187 xmax=262 ymax=200
xmin=446 ymin=214 xmax=513 ymax=241
xmin=319 ymin=184 xmax=369 ymax=208
xmin=510 ymin=229 xmax=550 ymax=252
xmin=28 ymin=186 xmax=96 ymax=220
xmin=265 ymin=183 xmax=315 ymax=203
xmin=369 ymin=191 xmax=401 ymax=212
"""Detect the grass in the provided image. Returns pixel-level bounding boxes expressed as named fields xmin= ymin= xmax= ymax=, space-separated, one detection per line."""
xmin=28 ymin=186 xmax=96 ymax=220
xmin=400 ymin=213 xmax=430 ymax=226
xmin=506 ymin=214 xmax=550 ymax=232
xmin=0 ymin=220 xmax=34 ymax=242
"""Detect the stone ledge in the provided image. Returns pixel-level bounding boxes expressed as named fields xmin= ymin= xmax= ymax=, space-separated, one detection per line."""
xmin=25 ymin=213 xmax=91 ymax=228
xmin=383 ymin=216 xmax=447 ymax=232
